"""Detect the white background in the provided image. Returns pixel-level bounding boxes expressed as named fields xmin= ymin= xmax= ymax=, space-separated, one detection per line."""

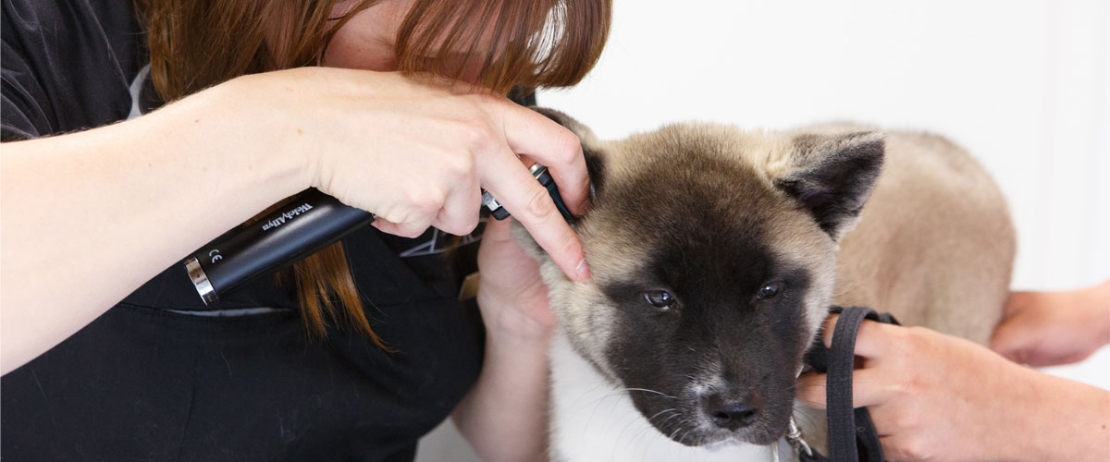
xmin=419 ymin=1 xmax=1110 ymax=460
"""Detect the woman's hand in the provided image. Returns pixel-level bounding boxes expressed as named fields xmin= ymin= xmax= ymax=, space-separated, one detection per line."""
xmin=228 ymin=68 xmax=591 ymax=281
xmin=990 ymin=280 xmax=1110 ymax=366
xmin=474 ymin=217 xmax=559 ymax=336
xmin=452 ymin=217 xmax=557 ymax=462
xmin=797 ymin=317 xmax=1109 ymax=461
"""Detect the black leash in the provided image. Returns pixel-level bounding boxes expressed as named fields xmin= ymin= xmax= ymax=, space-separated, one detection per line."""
xmin=796 ymin=306 xmax=900 ymax=462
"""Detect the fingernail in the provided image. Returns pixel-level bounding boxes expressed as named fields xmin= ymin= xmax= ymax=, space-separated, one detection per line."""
xmin=575 ymin=258 xmax=591 ymax=281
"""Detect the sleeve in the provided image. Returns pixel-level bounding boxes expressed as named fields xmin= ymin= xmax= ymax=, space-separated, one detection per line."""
xmin=1 ymin=3 xmax=52 ymax=141
xmin=1 ymin=0 xmax=141 ymax=142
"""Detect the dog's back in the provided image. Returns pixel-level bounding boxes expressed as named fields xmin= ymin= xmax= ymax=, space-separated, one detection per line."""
xmin=817 ymin=125 xmax=1015 ymax=344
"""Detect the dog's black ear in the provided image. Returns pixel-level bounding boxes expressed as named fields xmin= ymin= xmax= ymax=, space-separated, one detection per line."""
xmin=530 ymin=107 xmax=607 ymax=202
xmin=775 ymin=132 xmax=885 ymax=240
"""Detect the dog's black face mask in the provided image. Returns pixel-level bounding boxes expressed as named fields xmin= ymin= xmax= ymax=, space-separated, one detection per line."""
xmin=594 ymin=162 xmax=816 ymax=446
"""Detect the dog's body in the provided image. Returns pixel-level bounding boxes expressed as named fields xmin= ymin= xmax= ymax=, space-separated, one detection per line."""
xmin=516 ymin=111 xmax=1014 ymax=462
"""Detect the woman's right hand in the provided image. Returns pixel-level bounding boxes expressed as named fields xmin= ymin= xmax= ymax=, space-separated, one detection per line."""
xmin=227 ymin=68 xmax=591 ymax=281
xmin=798 ymin=317 xmax=1110 ymax=461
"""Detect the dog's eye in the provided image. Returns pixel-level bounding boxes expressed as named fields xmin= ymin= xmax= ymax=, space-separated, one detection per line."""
xmin=756 ymin=281 xmax=783 ymax=300
xmin=641 ymin=290 xmax=676 ymax=309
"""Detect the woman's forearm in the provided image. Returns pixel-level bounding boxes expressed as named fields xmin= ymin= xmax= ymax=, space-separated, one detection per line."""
xmin=1016 ymin=367 xmax=1110 ymax=461
xmin=1 ymin=78 xmax=309 ymax=374
xmin=452 ymin=298 xmax=554 ymax=462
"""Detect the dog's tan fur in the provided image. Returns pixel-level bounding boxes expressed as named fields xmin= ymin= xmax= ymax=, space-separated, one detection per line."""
xmin=819 ymin=124 xmax=1015 ymax=343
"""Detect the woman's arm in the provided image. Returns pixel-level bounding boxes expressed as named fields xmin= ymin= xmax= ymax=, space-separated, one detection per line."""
xmin=452 ymin=218 xmax=558 ymax=462
xmin=1 ymin=68 xmax=588 ymax=375
xmin=1 ymin=76 xmax=308 ymax=374
xmin=798 ymin=318 xmax=1110 ymax=461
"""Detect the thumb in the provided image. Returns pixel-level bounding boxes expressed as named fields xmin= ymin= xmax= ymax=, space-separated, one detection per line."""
xmin=482 ymin=215 xmax=514 ymax=244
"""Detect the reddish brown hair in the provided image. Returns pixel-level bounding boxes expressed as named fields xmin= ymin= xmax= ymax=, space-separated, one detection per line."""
xmin=134 ymin=0 xmax=611 ymax=343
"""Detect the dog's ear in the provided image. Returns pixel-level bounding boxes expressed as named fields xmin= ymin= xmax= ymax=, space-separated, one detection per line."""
xmin=530 ymin=107 xmax=607 ymax=199
xmin=774 ymin=132 xmax=885 ymax=241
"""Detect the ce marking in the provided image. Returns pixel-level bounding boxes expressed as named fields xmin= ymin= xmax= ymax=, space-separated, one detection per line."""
xmin=208 ymin=249 xmax=223 ymax=264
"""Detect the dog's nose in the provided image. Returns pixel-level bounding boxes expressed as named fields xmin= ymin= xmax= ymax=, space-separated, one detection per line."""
xmin=703 ymin=393 xmax=761 ymax=431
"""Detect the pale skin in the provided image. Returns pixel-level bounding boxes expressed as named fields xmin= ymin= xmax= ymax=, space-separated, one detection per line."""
xmin=797 ymin=280 xmax=1110 ymax=461
xmin=455 ymin=217 xmax=560 ymax=461
xmin=991 ymin=280 xmax=1110 ymax=367
xmin=1 ymin=1 xmax=570 ymax=460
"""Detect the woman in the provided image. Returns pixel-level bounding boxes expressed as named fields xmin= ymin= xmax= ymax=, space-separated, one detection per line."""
xmin=1 ymin=0 xmax=610 ymax=460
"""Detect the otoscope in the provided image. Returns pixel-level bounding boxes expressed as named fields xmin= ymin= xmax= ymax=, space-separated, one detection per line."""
xmin=184 ymin=164 xmax=571 ymax=304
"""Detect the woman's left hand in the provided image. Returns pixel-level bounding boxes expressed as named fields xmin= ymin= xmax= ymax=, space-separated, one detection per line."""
xmin=990 ymin=280 xmax=1110 ymax=367
xmin=475 ymin=217 xmax=558 ymax=338
xmin=453 ymin=217 xmax=557 ymax=462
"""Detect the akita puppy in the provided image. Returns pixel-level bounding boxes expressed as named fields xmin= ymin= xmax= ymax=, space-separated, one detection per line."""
xmin=514 ymin=109 xmax=1014 ymax=461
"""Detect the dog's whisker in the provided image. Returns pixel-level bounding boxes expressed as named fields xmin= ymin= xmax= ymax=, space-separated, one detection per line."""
xmin=645 ymin=408 xmax=677 ymax=423
xmin=586 ymin=387 xmax=648 ymax=405
xmin=656 ymin=411 xmax=682 ymax=427
xmin=621 ymin=388 xmax=679 ymax=400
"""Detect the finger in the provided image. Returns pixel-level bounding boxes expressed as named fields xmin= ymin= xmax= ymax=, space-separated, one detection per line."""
xmin=372 ymin=218 xmax=431 ymax=239
xmin=481 ymin=214 xmax=514 ymax=244
xmin=481 ymin=149 xmax=589 ymax=282
xmin=795 ymin=369 xmax=889 ymax=410
xmin=845 ymin=368 xmax=894 ymax=408
xmin=431 ymin=174 xmax=482 ymax=236
xmin=495 ymin=103 xmax=590 ymax=216
xmin=820 ymin=315 xmax=900 ymax=359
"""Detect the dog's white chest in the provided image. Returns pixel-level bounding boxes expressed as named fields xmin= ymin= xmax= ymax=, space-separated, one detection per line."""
xmin=548 ymin=330 xmax=786 ymax=462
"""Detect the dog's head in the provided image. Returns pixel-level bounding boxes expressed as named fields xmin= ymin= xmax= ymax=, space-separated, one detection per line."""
xmin=517 ymin=109 xmax=883 ymax=447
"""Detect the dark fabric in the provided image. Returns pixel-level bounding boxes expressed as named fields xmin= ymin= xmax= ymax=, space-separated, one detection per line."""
xmin=1 ymin=301 xmax=484 ymax=462
xmin=0 ymin=1 xmax=506 ymax=460
xmin=1 ymin=0 xmax=141 ymax=141
xmin=800 ymin=306 xmax=899 ymax=462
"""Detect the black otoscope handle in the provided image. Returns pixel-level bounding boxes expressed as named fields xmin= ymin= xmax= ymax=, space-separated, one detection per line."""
xmin=185 ymin=164 xmax=569 ymax=304
xmin=184 ymin=188 xmax=374 ymax=304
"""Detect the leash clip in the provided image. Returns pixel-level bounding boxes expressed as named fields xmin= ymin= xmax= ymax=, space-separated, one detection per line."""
xmin=786 ymin=416 xmax=814 ymax=458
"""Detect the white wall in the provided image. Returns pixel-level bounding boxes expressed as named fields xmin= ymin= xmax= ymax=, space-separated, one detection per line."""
xmin=418 ymin=1 xmax=1110 ymax=459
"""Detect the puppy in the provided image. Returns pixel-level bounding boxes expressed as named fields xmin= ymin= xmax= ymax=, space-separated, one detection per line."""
xmin=514 ymin=110 xmax=1015 ymax=461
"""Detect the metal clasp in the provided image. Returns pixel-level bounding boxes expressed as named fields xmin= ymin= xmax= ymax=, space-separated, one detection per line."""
xmin=786 ymin=416 xmax=814 ymax=458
